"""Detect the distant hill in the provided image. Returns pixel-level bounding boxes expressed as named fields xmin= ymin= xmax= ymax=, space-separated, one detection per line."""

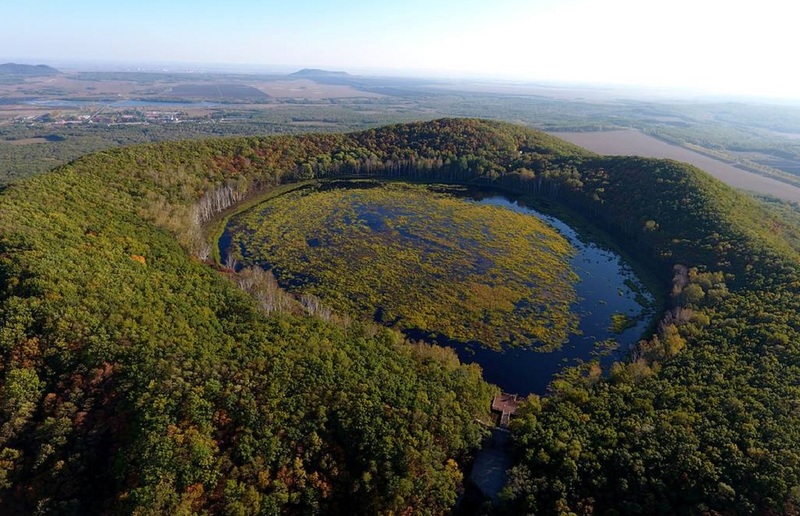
xmin=0 ymin=63 xmax=60 ymax=76
xmin=289 ymin=68 xmax=350 ymax=78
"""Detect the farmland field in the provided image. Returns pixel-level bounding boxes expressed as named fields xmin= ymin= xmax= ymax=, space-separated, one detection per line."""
xmin=251 ymin=79 xmax=386 ymax=99
xmin=4 ymin=67 xmax=800 ymax=200
xmin=164 ymin=83 xmax=270 ymax=99
xmin=553 ymin=129 xmax=800 ymax=202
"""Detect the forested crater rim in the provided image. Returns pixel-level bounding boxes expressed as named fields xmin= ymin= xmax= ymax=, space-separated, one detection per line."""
xmin=3 ymin=118 xmax=800 ymax=513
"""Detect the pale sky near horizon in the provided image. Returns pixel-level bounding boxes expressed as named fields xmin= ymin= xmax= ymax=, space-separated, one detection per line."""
xmin=3 ymin=0 xmax=797 ymax=98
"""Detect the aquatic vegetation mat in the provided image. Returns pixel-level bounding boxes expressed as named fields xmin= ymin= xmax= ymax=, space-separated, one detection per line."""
xmin=226 ymin=182 xmax=580 ymax=349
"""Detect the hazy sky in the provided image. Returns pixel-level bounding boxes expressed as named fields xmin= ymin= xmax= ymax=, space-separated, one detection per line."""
xmin=3 ymin=0 xmax=797 ymax=98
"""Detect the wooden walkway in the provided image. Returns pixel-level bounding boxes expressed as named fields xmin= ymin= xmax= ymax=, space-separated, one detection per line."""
xmin=491 ymin=392 xmax=519 ymax=428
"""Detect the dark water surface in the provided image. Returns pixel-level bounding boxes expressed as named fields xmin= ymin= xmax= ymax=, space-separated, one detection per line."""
xmin=453 ymin=192 xmax=654 ymax=395
xmin=452 ymin=190 xmax=656 ymax=504
xmin=221 ymin=182 xmax=656 ymax=396
xmin=25 ymin=99 xmax=221 ymax=108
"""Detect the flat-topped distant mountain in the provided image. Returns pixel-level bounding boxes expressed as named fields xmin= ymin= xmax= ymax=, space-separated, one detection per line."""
xmin=0 ymin=63 xmax=60 ymax=76
xmin=289 ymin=68 xmax=351 ymax=78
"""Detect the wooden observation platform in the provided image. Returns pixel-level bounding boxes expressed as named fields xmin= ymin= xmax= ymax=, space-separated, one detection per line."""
xmin=491 ymin=392 xmax=520 ymax=428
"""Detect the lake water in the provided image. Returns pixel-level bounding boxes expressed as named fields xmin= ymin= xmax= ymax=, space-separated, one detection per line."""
xmin=25 ymin=99 xmax=221 ymax=108
xmin=454 ymin=191 xmax=654 ymax=395
xmin=221 ymin=182 xmax=656 ymax=397
xmin=446 ymin=189 xmax=655 ymax=504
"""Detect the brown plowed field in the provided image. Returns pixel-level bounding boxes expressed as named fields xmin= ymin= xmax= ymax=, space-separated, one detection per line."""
xmin=552 ymin=129 xmax=800 ymax=202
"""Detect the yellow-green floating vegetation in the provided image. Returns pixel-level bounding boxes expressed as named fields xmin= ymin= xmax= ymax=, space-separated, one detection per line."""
xmin=227 ymin=181 xmax=580 ymax=349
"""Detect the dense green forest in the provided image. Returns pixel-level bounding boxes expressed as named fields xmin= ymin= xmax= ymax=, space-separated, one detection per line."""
xmin=7 ymin=85 xmax=800 ymax=188
xmin=0 ymin=103 xmax=418 ymax=184
xmin=1 ymin=118 xmax=800 ymax=513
